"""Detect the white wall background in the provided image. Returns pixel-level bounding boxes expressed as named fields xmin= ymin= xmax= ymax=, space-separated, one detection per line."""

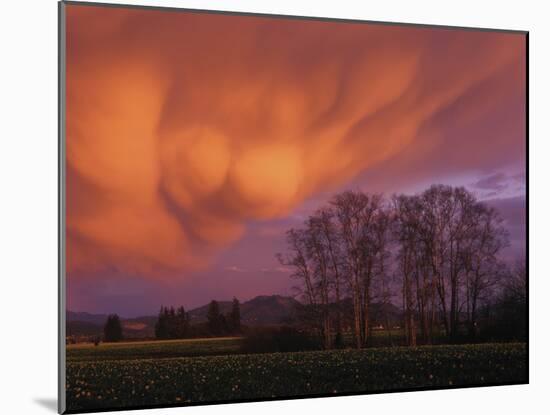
xmin=0 ymin=0 xmax=546 ymax=414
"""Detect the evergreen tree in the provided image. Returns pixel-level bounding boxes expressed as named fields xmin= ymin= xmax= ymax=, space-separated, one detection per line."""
xmin=176 ymin=306 xmax=189 ymax=338
xmin=207 ymin=300 xmax=223 ymax=335
xmin=229 ymin=297 xmax=241 ymax=333
xmin=156 ymin=305 xmax=190 ymax=339
xmin=167 ymin=306 xmax=177 ymax=338
xmin=155 ymin=306 xmax=169 ymax=339
xmin=104 ymin=314 xmax=123 ymax=342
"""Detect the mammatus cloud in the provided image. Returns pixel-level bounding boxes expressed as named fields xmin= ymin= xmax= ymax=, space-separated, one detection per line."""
xmin=66 ymin=5 xmax=525 ymax=280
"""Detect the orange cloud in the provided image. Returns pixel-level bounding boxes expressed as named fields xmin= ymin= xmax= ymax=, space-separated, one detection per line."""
xmin=65 ymin=5 xmax=525 ymax=279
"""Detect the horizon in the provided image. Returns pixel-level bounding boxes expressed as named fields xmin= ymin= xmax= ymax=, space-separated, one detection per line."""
xmin=67 ymin=293 xmax=407 ymax=321
xmin=67 ymin=293 xmax=294 ymax=319
xmin=66 ymin=5 xmax=526 ymax=318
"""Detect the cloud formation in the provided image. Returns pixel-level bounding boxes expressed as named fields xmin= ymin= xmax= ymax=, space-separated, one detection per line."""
xmin=471 ymin=172 xmax=526 ymax=199
xmin=66 ymin=5 xmax=525 ymax=280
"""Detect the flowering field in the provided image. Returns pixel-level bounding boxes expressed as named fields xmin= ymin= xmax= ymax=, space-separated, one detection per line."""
xmin=66 ymin=343 xmax=527 ymax=412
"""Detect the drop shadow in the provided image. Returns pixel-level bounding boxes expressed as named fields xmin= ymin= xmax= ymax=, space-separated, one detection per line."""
xmin=34 ymin=398 xmax=57 ymax=413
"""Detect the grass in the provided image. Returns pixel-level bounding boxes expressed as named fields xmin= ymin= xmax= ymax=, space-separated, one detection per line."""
xmin=67 ymin=337 xmax=243 ymax=362
xmin=66 ymin=342 xmax=527 ymax=412
xmin=66 ymin=328 xmax=443 ymax=363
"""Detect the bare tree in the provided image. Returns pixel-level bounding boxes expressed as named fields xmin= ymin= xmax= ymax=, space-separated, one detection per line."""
xmin=277 ymin=228 xmax=318 ymax=317
xmin=279 ymin=185 xmax=513 ymax=348
xmin=331 ymin=191 xmax=388 ymax=348
xmin=304 ymin=215 xmax=333 ymax=349
xmin=316 ymin=207 xmax=345 ymax=346
xmin=504 ymin=258 xmax=527 ymax=302
xmin=461 ymin=204 xmax=509 ymax=338
xmin=393 ymin=194 xmax=420 ymax=346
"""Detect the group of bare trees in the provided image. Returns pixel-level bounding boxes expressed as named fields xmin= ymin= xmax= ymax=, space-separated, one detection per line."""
xmin=278 ymin=192 xmax=391 ymax=349
xmin=279 ymin=185 xmax=518 ymax=349
xmin=392 ymin=186 xmax=509 ymax=345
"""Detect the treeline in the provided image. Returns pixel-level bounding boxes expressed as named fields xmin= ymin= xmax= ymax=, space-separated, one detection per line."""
xmin=154 ymin=306 xmax=190 ymax=339
xmin=103 ymin=314 xmax=123 ymax=343
xmin=155 ymin=298 xmax=242 ymax=339
xmin=91 ymin=299 xmax=242 ymax=344
xmin=278 ymin=185 xmax=526 ymax=349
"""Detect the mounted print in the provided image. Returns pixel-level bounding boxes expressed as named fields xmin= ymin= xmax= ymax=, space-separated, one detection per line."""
xmin=58 ymin=1 xmax=528 ymax=413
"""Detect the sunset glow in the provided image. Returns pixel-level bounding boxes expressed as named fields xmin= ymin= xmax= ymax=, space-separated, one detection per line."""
xmin=66 ymin=5 xmax=526 ymax=316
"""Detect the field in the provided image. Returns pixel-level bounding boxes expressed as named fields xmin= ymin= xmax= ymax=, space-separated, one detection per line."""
xmin=65 ymin=329 xmax=439 ymax=363
xmin=66 ymin=341 xmax=527 ymax=412
xmin=67 ymin=337 xmax=242 ymax=362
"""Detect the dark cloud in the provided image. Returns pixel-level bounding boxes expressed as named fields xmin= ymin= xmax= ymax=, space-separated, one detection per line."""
xmin=473 ymin=173 xmax=508 ymax=190
xmin=472 ymin=172 xmax=526 ymax=199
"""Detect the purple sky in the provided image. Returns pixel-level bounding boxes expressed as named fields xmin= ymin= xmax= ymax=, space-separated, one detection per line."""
xmin=67 ymin=175 xmax=526 ymax=317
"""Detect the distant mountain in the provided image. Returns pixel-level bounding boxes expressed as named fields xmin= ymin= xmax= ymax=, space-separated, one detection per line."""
xmin=66 ymin=295 xmax=403 ymax=338
xmin=241 ymin=295 xmax=301 ymax=325
xmin=186 ymin=301 xmax=233 ymax=323
xmin=67 ymin=295 xmax=301 ymax=338
xmin=369 ymin=302 xmax=403 ymax=325
xmin=67 ymin=311 xmax=108 ymax=326
xmin=187 ymin=295 xmax=301 ymax=326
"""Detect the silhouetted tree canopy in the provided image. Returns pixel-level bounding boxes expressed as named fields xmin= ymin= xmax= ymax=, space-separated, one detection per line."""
xmin=228 ymin=297 xmax=241 ymax=333
xmin=207 ymin=300 xmax=225 ymax=335
xmin=104 ymin=314 xmax=123 ymax=342
xmin=155 ymin=305 xmax=189 ymax=339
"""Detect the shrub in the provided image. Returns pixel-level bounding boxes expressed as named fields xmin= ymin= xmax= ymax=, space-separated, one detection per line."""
xmin=241 ymin=326 xmax=319 ymax=354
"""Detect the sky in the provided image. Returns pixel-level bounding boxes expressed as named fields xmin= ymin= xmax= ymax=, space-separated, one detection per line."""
xmin=65 ymin=4 xmax=526 ymax=317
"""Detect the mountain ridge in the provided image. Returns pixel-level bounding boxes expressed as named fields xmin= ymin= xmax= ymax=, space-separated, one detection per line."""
xmin=67 ymin=295 xmax=302 ymax=338
xmin=66 ymin=294 xmax=403 ymax=338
